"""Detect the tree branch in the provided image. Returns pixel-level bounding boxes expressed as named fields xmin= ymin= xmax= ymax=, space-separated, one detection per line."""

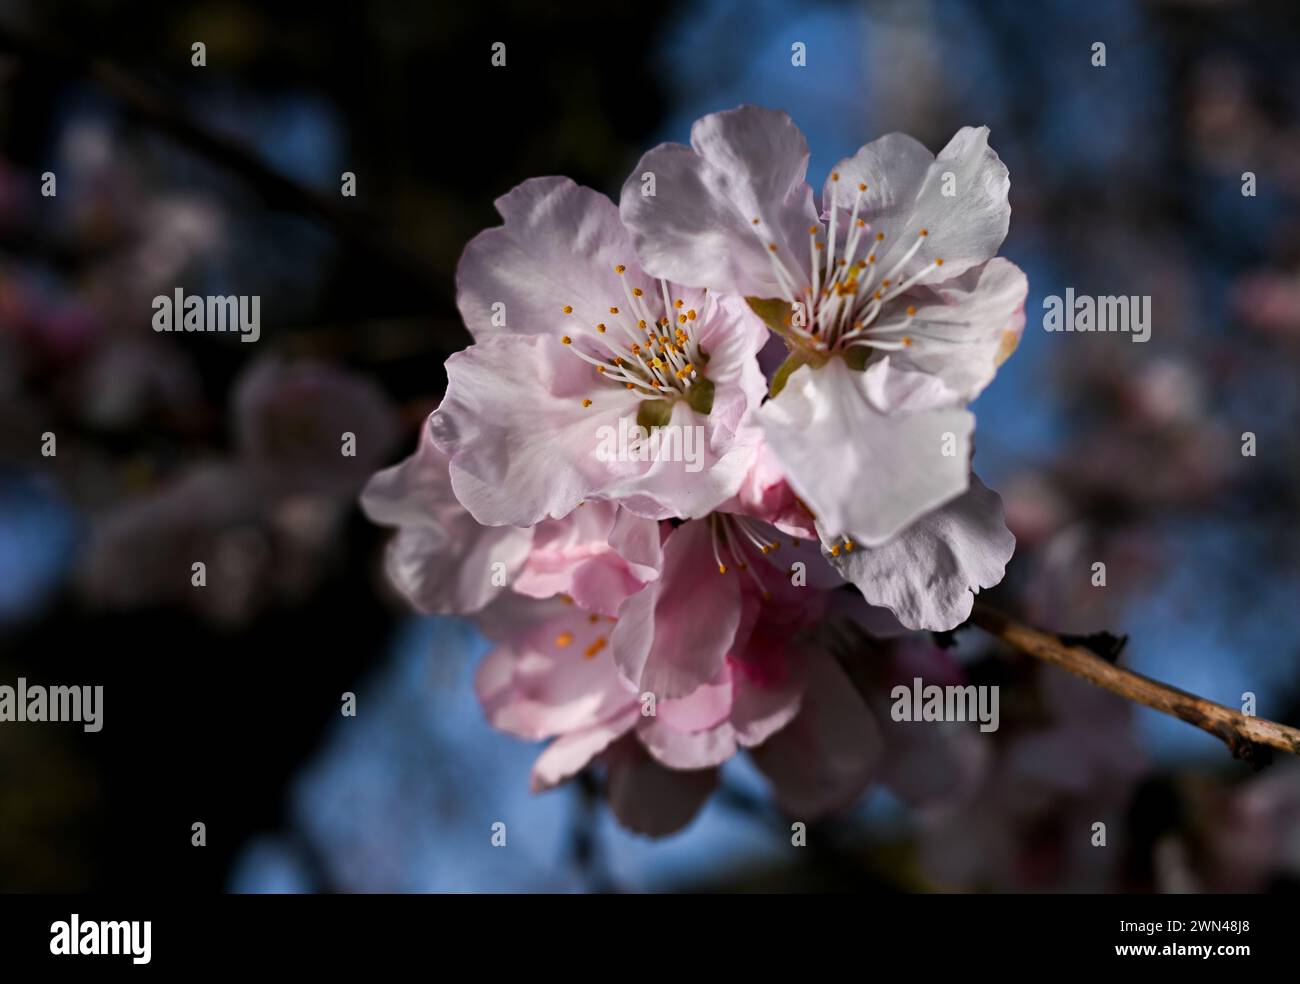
xmin=970 ymin=601 xmax=1300 ymax=765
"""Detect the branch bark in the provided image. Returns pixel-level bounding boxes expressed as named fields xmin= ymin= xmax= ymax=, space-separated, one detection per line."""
xmin=970 ymin=601 xmax=1300 ymax=765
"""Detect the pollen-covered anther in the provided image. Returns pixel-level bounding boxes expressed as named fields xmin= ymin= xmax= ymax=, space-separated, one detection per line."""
xmin=614 ymin=264 xmax=626 ymax=274
xmin=906 ymin=305 xmax=917 ymax=317
xmin=919 ymin=228 xmax=929 ymax=237
xmin=581 ymin=398 xmax=592 ymax=407
xmin=555 ymin=631 xmax=574 ymax=648
xmin=718 ymin=564 xmax=728 ymax=574
xmin=632 ymin=287 xmax=643 ymax=297
xmin=561 ymin=335 xmax=572 ymax=345
xmin=596 ymin=323 xmax=607 ymax=333
xmin=609 ymin=306 xmax=619 ymax=314
xmin=583 ymin=637 xmax=607 ymax=660
xmin=562 ymin=305 xmax=573 ymax=314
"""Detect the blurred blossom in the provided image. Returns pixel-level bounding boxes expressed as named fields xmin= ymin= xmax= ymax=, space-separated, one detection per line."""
xmin=78 ymin=358 xmax=398 ymax=625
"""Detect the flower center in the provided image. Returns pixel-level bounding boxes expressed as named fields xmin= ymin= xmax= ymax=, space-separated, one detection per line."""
xmin=751 ymin=175 xmax=968 ymax=364
xmin=559 ymin=268 xmax=709 ymax=407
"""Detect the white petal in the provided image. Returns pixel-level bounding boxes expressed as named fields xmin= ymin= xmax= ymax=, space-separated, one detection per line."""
xmin=360 ymin=431 xmax=532 ymax=614
xmin=825 ymin=126 xmax=1010 ymax=281
xmin=873 ymin=258 xmax=1028 ymax=407
xmin=827 ymin=473 xmax=1016 ymax=631
xmin=529 ymin=709 xmax=639 ymax=792
xmin=621 ymin=106 xmax=820 ymax=296
xmin=457 ymin=176 xmax=658 ymax=341
xmin=429 ymin=334 xmax=638 ymax=526
xmin=758 ymin=358 xmax=973 ymax=545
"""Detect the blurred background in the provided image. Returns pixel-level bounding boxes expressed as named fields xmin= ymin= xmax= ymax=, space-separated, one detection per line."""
xmin=2 ymin=0 xmax=1299 ymax=892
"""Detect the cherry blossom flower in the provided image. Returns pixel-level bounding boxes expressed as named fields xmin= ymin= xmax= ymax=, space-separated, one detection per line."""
xmin=428 ymin=176 xmax=769 ymax=527
xmin=620 ymin=106 xmax=1027 ymax=551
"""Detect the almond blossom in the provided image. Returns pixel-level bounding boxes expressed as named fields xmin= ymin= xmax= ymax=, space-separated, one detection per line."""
xmin=619 ymin=105 xmax=1025 ymax=628
xmin=428 ymin=176 xmax=769 ymax=527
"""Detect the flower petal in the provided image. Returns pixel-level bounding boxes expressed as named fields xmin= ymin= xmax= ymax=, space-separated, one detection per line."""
xmin=758 ymin=358 xmax=973 ymax=545
xmin=825 ymin=126 xmax=1010 ymax=281
xmin=457 ymin=176 xmax=657 ymax=341
xmin=360 ymin=429 xmax=533 ymax=614
xmin=514 ymin=501 xmax=658 ymax=616
xmin=621 ymin=106 xmax=820 ymax=296
xmin=605 ymin=738 xmax=718 ymax=836
xmin=476 ymin=606 xmax=637 ymax=741
xmin=872 ymin=258 xmax=1028 ymax=406
xmin=529 ymin=708 xmax=640 ymax=792
xmin=429 ymin=333 xmax=638 ymax=526
xmin=611 ymin=519 xmax=743 ymax=699
xmin=748 ymin=649 xmax=880 ymax=817
xmin=826 ymin=473 xmax=1015 ymax=631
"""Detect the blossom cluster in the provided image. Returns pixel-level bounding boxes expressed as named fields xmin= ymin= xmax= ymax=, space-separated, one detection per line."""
xmin=363 ymin=106 xmax=1027 ymax=834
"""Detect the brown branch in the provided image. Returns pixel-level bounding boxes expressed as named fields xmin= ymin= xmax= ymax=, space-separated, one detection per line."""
xmin=970 ymin=601 xmax=1300 ymax=764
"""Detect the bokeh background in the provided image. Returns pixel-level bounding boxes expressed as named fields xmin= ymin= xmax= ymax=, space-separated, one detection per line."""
xmin=2 ymin=0 xmax=1299 ymax=892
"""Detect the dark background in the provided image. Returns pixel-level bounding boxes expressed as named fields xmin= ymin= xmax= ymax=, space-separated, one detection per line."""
xmin=2 ymin=0 xmax=1300 ymax=893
